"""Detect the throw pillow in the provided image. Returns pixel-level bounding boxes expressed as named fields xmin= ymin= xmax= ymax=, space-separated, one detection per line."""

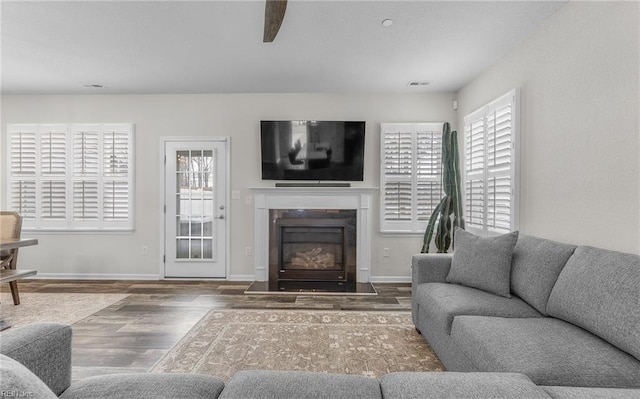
xmin=446 ymin=227 xmax=519 ymax=298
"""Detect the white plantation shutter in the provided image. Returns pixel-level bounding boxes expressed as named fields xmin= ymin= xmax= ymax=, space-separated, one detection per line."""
xmin=6 ymin=123 xmax=134 ymax=231
xmin=465 ymin=120 xmax=484 ymax=174
xmin=382 ymin=126 xmax=413 ymax=223
xmin=72 ymin=129 xmax=100 ymax=223
xmin=416 ymin=128 xmax=443 ymax=221
xmin=40 ymin=180 xmax=66 ymax=220
xmin=464 ymin=113 xmax=485 ymax=232
xmin=101 ymin=126 xmax=132 ymax=228
xmin=465 ymin=179 xmax=484 ymax=227
xmin=103 ymin=130 xmax=130 ymax=176
xmin=10 ymin=130 xmax=37 ymax=175
xmin=384 ymin=181 xmax=413 ymax=221
xmin=40 ymin=129 xmax=67 ymax=176
xmin=463 ymin=89 xmax=519 ymax=236
xmin=380 ymin=123 xmax=443 ymax=233
xmin=39 ymin=126 xmax=68 ymax=228
xmin=487 ymin=176 xmax=511 ymax=232
xmin=74 ymin=130 xmax=99 ymax=175
xmin=73 ymin=181 xmax=99 ymax=221
xmin=9 ymin=129 xmax=37 ymax=220
xmin=103 ymin=181 xmax=130 ymax=221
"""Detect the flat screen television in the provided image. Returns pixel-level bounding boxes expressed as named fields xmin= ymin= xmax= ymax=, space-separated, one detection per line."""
xmin=260 ymin=120 xmax=365 ymax=181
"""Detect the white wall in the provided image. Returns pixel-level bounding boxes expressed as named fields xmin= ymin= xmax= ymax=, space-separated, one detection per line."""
xmin=456 ymin=1 xmax=640 ymax=254
xmin=1 ymin=93 xmax=456 ymax=279
xmin=4 ymin=1 xmax=638 ymax=282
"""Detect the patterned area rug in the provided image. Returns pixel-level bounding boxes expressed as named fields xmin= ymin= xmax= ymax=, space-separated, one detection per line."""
xmin=0 ymin=292 xmax=129 ymax=330
xmin=151 ymin=309 xmax=444 ymax=381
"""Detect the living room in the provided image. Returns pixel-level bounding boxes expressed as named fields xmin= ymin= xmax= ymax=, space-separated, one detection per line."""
xmin=1 ymin=1 xmax=639 ymax=398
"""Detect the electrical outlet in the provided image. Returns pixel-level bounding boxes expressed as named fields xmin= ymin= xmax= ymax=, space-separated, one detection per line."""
xmin=383 ymin=248 xmax=390 ymax=257
xmin=231 ymin=190 xmax=241 ymax=200
xmin=245 ymin=246 xmax=252 ymax=256
xmin=245 ymin=196 xmax=252 ymax=206
xmin=141 ymin=245 xmax=149 ymax=256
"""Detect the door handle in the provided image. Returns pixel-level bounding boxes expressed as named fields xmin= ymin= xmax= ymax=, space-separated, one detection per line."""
xmin=217 ymin=215 xmax=225 ymax=220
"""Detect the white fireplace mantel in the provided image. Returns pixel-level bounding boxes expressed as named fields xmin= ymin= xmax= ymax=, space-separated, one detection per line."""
xmin=251 ymin=187 xmax=377 ymax=283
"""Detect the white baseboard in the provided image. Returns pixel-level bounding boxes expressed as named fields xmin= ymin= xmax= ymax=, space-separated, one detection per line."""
xmin=31 ymin=273 xmax=409 ymax=283
xmin=228 ymin=275 xmax=255 ymax=282
xmin=369 ymin=275 xmax=412 ymax=283
xmin=32 ymin=273 xmax=160 ymax=280
xmin=228 ymin=275 xmax=410 ymax=283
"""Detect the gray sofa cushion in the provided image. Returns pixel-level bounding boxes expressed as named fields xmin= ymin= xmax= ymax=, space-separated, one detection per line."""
xmin=0 ymin=322 xmax=72 ymax=396
xmin=415 ymin=282 xmax=542 ymax=335
xmin=510 ymin=235 xmax=576 ymax=314
xmin=447 ymin=228 xmax=519 ymax=298
xmin=542 ymin=386 xmax=640 ymax=399
xmin=0 ymin=354 xmax=57 ymax=399
xmin=59 ymin=373 xmax=225 ymax=399
xmin=546 ymin=246 xmax=640 ymax=361
xmin=451 ymin=316 xmax=640 ymax=388
xmin=219 ymin=370 xmax=382 ymax=399
xmin=381 ymin=372 xmax=551 ymax=398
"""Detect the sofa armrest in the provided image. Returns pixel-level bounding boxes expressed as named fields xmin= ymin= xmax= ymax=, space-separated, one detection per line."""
xmin=411 ymin=253 xmax=452 ymax=286
xmin=411 ymin=254 xmax=452 ymax=328
xmin=0 ymin=323 xmax=72 ymax=396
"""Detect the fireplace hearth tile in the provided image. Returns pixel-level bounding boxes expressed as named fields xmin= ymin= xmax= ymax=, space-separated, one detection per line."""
xmin=245 ymin=281 xmax=377 ymax=296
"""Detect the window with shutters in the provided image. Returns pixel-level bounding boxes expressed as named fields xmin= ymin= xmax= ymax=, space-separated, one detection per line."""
xmin=380 ymin=123 xmax=444 ymax=233
xmin=463 ymin=89 xmax=519 ymax=236
xmin=5 ymin=123 xmax=134 ymax=231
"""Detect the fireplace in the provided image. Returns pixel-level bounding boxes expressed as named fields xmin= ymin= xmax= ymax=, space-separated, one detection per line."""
xmin=269 ymin=209 xmax=357 ymax=292
xmin=249 ymin=187 xmax=376 ymax=293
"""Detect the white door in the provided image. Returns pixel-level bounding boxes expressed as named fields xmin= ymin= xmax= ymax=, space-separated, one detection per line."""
xmin=163 ymin=140 xmax=228 ymax=278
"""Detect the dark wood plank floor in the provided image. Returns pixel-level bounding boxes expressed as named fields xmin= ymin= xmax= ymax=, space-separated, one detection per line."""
xmin=12 ymin=280 xmax=412 ymax=380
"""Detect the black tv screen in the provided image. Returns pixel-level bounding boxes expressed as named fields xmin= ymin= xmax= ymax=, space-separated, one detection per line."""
xmin=260 ymin=120 xmax=365 ymax=181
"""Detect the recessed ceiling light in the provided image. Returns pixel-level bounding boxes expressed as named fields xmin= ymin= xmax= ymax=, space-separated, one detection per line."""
xmin=407 ymin=81 xmax=431 ymax=86
xmin=381 ymin=19 xmax=393 ymax=28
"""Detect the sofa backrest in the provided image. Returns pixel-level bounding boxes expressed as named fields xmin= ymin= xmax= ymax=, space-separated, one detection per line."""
xmin=510 ymin=235 xmax=576 ymax=315
xmin=546 ymin=246 xmax=640 ymax=361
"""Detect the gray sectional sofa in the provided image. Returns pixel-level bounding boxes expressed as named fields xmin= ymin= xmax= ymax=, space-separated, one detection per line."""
xmin=412 ymin=230 xmax=640 ymax=390
xmin=2 ymin=231 xmax=639 ymax=398
xmin=3 ymin=321 xmax=640 ymax=398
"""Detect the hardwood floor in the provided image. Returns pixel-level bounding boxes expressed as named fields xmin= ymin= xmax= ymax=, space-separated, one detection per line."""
xmin=13 ymin=280 xmax=412 ymax=380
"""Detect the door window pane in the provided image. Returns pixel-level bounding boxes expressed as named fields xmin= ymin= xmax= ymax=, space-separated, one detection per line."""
xmin=174 ymin=149 xmax=215 ymax=260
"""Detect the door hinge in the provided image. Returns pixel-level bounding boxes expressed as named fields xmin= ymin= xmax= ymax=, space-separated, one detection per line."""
xmin=163 ymin=205 xmax=166 ymax=213
xmin=163 ymin=255 xmax=166 ymax=263
xmin=164 ymin=155 xmax=167 ymax=164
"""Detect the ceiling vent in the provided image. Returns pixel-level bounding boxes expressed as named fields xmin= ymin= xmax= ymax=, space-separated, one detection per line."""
xmin=407 ymin=81 xmax=430 ymax=87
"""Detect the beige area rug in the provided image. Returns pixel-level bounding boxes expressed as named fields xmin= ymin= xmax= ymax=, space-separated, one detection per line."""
xmin=0 ymin=292 xmax=129 ymax=330
xmin=151 ymin=309 xmax=444 ymax=381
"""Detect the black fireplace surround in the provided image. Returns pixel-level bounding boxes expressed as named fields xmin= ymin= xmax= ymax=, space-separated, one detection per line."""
xmin=268 ymin=209 xmax=357 ymax=292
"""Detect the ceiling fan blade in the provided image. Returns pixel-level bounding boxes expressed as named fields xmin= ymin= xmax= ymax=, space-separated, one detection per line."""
xmin=263 ymin=0 xmax=287 ymax=43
